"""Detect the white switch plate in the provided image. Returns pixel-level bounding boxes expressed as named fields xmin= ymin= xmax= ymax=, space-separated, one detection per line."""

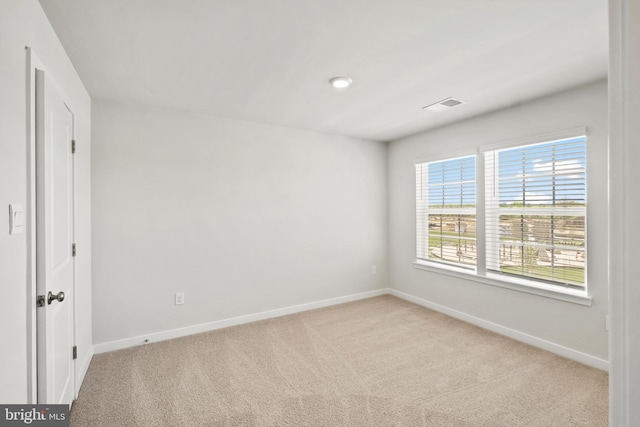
xmin=175 ymin=292 xmax=185 ymax=305
xmin=9 ymin=204 xmax=24 ymax=234
xmin=371 ymin=265 xmax=377 ymax=275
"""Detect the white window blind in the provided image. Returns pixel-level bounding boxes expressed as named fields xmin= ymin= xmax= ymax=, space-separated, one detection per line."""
xmin=416 ymin=155 xmax=476 ymax=269
xmin=484 ymin=136 xmax=586 ymax=287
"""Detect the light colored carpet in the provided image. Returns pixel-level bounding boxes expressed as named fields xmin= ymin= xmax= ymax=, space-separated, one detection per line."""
xmin=71 ymin=295 xmax=608 ymax=426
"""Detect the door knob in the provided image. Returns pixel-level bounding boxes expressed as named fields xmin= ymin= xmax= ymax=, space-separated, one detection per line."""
xmin=48 ymin=291 xmax=65 ymax=305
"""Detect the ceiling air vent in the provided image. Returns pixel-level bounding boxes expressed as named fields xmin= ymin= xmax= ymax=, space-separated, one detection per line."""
xmin=422 ymin=97 xmax=466 ymax=112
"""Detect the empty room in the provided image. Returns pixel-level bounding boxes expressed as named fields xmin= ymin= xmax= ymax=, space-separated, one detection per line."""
xmin=1 ymin=0 xmax=639 ymax=426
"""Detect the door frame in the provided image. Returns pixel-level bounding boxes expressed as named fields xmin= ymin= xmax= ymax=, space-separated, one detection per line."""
xmin=26 ymin=47 xmax=79 ymax=405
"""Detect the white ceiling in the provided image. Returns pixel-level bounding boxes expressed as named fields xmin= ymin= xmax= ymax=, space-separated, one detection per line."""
xmin=39 ymin=0 xmax=608 ymax=142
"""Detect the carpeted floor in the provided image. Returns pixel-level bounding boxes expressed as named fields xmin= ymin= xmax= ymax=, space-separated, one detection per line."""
xmin=71 ymin=295 xmax=608 ymax=426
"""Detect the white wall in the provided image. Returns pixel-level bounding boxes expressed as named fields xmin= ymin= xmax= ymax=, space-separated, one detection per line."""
xmin=0 ymin=0 xmax=92 ymax=403
xmin=91 ymin=100 xmax=387 ymax=346
xmin=388 ymin=80 xmax=609 ymax=361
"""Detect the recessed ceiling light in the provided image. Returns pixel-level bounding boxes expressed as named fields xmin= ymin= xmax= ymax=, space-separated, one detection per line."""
xmin=423 ymin=97 xmax=466 ymax=112
xmin=329 ymin=76 xmax=352 ymax=89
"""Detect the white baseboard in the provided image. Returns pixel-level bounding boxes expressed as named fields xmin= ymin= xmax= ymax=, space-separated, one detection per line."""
xmin=93 ymin=288 xmax=388 ymax=354
xmin=91 ymin=287 xmax=608 ymax=372
xmin=388 ymin=289 xmax=609 ymax=371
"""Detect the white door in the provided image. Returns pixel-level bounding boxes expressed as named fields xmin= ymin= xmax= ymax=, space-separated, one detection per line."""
xmin=35 ymin=69 xmax=76 ymax=406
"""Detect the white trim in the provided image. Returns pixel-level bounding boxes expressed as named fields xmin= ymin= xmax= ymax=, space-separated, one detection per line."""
xmin=26 ymin=47 xmax=40 ymax=406
xmin=414 ymin=149 xmax=476 ymax=165
xmin=76 ymin=347 xmax=93 ymax=400
xmin=475 ymin=153 xmax=487 ymax=276
xmin=93 ymin=289 xmax=388 ymax=354
xmin=608 ymin=0 xmax=639 ymax=424
xmin=413 ymin=260 xmax=592 ymax=306
xmin=479 ymin=127 xmax=588 ymax=153
xmin=388 ymin=289 xmax=608 ymax=371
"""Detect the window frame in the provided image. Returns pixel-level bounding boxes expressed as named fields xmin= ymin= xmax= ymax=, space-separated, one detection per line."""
xmin=416 ymin=153 xmax=477 ymax=270
xmin=413 ymin=128 xmax=591 ymax=306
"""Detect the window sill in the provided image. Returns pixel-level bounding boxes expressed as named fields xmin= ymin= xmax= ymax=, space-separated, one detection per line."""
xmin=412 ymin=260 xmax=592 ymax=306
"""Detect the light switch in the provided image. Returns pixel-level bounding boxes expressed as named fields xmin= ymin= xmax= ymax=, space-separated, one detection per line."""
xmin=9 ymin=204 xmax=24 ymax=234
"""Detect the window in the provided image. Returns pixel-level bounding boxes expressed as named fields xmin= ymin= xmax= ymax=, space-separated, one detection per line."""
xmin=416 ymin=155 xmax=476 ymax=269
xmin=485 ymin=137 xmax=586 ymax=288
xmin=415 ymin=134 xmax=587 ymax=293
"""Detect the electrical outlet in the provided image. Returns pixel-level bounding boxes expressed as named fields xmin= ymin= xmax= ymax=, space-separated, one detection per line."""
xmin=371 ymin=265 xmax=377 ymax=275
xmin=175 ymin=292 xmax=185 ymax=305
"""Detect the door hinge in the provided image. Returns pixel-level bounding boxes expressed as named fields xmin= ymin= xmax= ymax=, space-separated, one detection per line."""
xmin=37 ymin=295 xmax=46 ymax=308
xmin=72 ymin=346 xmax=77 ymax=360
xmin=72 ymin=243 xmax=76 ymax=257
xmin=71 ymin=139 xmax=76 ymax=154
